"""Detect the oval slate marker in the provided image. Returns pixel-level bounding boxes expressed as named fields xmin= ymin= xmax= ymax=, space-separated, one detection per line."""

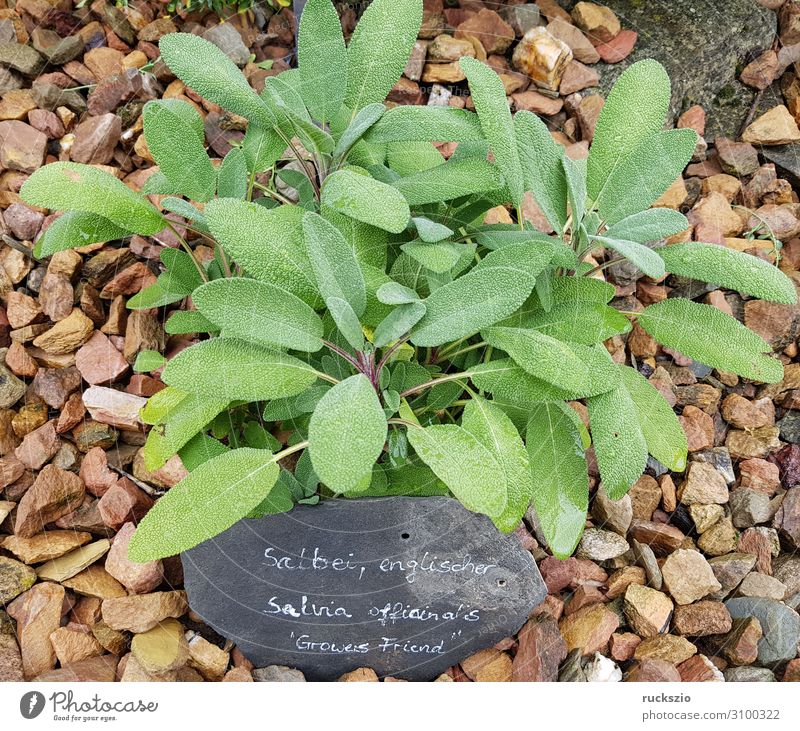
xmin=182 ymin=497 xmax=546 ymax=680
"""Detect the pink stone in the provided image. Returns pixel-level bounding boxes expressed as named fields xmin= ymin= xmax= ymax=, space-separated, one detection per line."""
xmin=75 ymin=330 xmax=130 ymax=385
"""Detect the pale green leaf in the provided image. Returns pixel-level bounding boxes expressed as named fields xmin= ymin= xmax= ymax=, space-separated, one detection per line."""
xmin=192 ymin=278 xmax=324 ymax=352
xmin=133 ymin=350 xmax=166 ymax=373
xmin=460 ymin=56 xmax=523 ymax=208
xmin=523 ymin=302 xmax=631 ymax=343
xmin=587 ymin=385 xmax=648 ymax=500
xmin=334 ymin=103 xmax=385 ymax=159
xmin=303 ymin=211 xmax=367 ymax=315
xmin=618 ymin=365 xmax=687 ymax=471
xmin=128 ymin=448 xmax=280 ymax=561
xmin=34 ymin=211 xmax=128 ymax=258
xmin=142 ymin=389 xmax=229 ymax=470
xmin=590 ymin=235 xmax=666 ymax=278
xmin=526 ymin=402 xmax=589 ymax=558
xmin=400 ymin=240 xmax=464 ymax=273
xmin=482 ymin=326 xmax=590 ymax=392
xmin=638 ymin=298 xmax=784 ymax=383
xmin=365 ymin=106 xmax=484 ymax=143
xmin=562 ymin=154 xmax=587 ymax=223
xmin=21 ymin=162 xmax=164 ymax=235
xmin=413 ymin=217 xmax=453 ymax=243
xmin=217 ymin=147 xmax=248 ymax=199
xmin=309 ymin=374 xmax=387 ymax=492
xmin=328 ymin=296 xmax=365 ymax=350
xmin=161 ymin=338 xmax=320 ymax=401
xmin=297 ymin=0 xmax=348 ymax=122
xmin=178 ymin=432 xmax=229 ymax=472
xmin=587 ymin=59 xmax=671 ymax=200
xmin=376 ymin=281 xmax=421 ymax=305
xmin=514 ymin=110 xmax=568 ymax=232
xmin=393 ymin=157 xmax=505 ymax=205
xmin=470 ymin=354 xmax=619 ymax=401
xmin=159 ymin=33 xmax=273 ymax=126
xmin=165 ymin=310 xmax=218 ymax=335
xmin=593 ymin=129 xmax=697 ymax=224
xmin=385 ymin=141 xmax=444 ymax=175
xmin=658 ymin=242 xmax=797 ymax=305
xmin=411 ymin=265 xmax=536 ymax=347
xmin=374 ymin=302 xmax=425 ymax=347
xmin=204 ymin=200 xmax=320 ymax=308
xmin=344 ymin=0 xmax=422 ymax=111
xmin=603 ymin=208 xmax=689 ymax=243
xmin=462 ymin=396 xmax=531 ymax=533
xmin=143 ymin=99 xmax=216 ymax=202
xmin=407 ymin=424 xmax=507 ymax=518
xmin=321 ymin=169 xmax=410 ymax=233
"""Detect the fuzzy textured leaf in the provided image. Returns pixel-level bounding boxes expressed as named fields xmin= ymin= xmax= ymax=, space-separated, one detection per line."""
xmin=603 ymin=208 xmax=689 ymax=243
xmin=638 ymin=298 xmax=784 ymax=383
xmin=129 ymin=448 xmax=280 ymax=561
xmin=217 ymin=147 xmax=248 ymax=199
xmin=658 ymin=242 xmax=797 ymax=305
xmin=526 ymin=403 xmax=589 ymax=558
xmin=159 ymin=33 xmax=273 ymax=126
xmin=34 ymin=211 xmax=128 ymax=258
xmin=143 ymin=100 xmax=216 ymax=202
xmin=460 ymin=57 xmax=523 ymax=208
xmin=587 ymin=59 xmax=671 ymax=200
xmin=590 ymin=235 xmax=666 ymax=278
xmin=344 ymin=0 xmax=422 ymax=111
xmin=161 ymin=338 xmax=320 ymax=401
xmin=322 ymin=169 xmax=410 ymax=233
xmin=593 ymin=129 xmax=697 ymax=225
xmin=483 ymin=326 xmax=590 ymax=392
xmin=393 ymin=157 xmax=505 ymax=205
xmin=303 ymin=211 xmax=367 ymax=315
xmin=192 ymin=278 xmax=324 ymax=352
xmin=204 ymin=200 xmax=320 ymax=307
xmin=411 ymin=265 xmax=536 ymax=347
xmin=515 ymin=110 xmax=567 ymax=232
xmin=309 ymin=374 xmax=388 ymax=492
xmin=366 ymin=106 xmax=483 ymax=143
xmin=297 ymin=0 xmax=348 ymax=122
xmin=618 ymin=365 xmax=687 ymax=471
xmin=407 ymin=424 xmax=506 ymax=518
xmin=588 ymin=385 xmax=648 ymax=500
xmin=462 ymin=396 xmax=531 ymax=533
xmin=21 ymin=163 xmax=164 ymax=235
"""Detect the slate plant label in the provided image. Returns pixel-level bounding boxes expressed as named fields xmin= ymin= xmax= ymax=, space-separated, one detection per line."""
xmin=182 ymin=497 xmax=546 ymax=680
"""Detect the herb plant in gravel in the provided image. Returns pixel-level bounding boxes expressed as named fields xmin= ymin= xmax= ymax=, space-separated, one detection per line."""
xmin=20 ymin=0 xmax=797 ymax=565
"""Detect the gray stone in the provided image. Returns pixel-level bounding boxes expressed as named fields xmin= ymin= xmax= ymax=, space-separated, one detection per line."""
xmin=596 ymin=0 xmax=777 ymax=138
xmin=725 ymin=597 xmax=800 ymax=665
xmin=708 ymin=552 xmax=757 ymax=600
xmin=692 ymin=448 xmax=735 ymax=485
xmin=774 ymin=557 xmax=800 ymax=597
xmin=631 ymin=539 xmax=662 ymax=590
xmin=575 ymin=527 xmax=629 ymax=560
xmin=252 ymin=665 xmax=306 ymax=682
xmin=182 ymin=497 xmax=546 ymax=681
xmin=558 ymin=648 xmax=587 ymax=682
xmin=591 ymin=488 xmax=633 ymax=535
xmin=31 ymin=29 xmax=83 ymax=65
xmin=737 ymin=573 xmax=787 ymax=601
xmin=31 ymin=82 xmax=87 ymax=114
xmin=0 ymin=43 xmax=44 ymax=76
xmin=203 ymin=24 xmax=250 ymax=67
xmin=0 ymin=67 xmax=21 ymax=94
xmin=503 ymin=4 xmax=542 ymax=36
xmin=761 ymin=144 xmax=800 ymax=189
xmin=724 ymin=666 xmax=776 ymax=682
xmin=729 ymin=489 xmax=775 ymax=528
xmin=778 ymin=410 xmax=800 ymax=444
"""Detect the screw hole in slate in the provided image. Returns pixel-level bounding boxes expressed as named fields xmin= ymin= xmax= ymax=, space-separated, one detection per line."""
xmin=497 ymin=579 xmax=507 ymax=587
xmin=400 ymin=532 xmax=410 ymax=540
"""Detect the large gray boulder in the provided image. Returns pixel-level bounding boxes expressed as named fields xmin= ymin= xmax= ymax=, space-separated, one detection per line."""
xmin=586 ymin=0 xmax=777 ymax=137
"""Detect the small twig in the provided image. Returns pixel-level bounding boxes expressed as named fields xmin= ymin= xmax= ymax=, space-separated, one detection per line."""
xmin=399 ymin=371 xmax=473 ymax=399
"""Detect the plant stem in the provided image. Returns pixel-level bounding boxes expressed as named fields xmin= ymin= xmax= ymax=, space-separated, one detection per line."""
xmin=437 ymin=340 xmax=487 ymax=362
xmin=399 ymin=371 xmax=473 ymax=399
xmin=313 ymin=370 xmax=341 ymax=385
xmin=322 ymin=340 xmax=360 ymax=370
xmin=387 ymin=417 xmax=420 ymax=429
xmin=252 ymin=182 xmax=295 ymax=206
xmin=166 ymin=222 xmax=208 ymax=283
xmin=376 ymin=336 xmax=410 ymax=375
xmin=274 ymin=440 xmax=310 ymax=462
